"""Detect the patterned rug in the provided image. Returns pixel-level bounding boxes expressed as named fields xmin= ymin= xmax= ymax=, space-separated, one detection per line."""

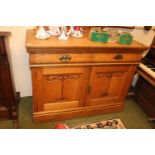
xmin=73 ymin=118 xmax=125 ymax=129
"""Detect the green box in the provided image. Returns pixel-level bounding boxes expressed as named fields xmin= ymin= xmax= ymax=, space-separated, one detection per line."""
xmin=90 ymin=32 xmax=109 ymax=43
xmin=118 ymin=33 xmax=133 ymax=45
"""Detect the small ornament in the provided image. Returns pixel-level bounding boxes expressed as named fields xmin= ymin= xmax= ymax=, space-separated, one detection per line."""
xmin=58 ymin=26 xmax=71 ymax=40
xmin=70 ymin=26 xmax=83 ymax=37
xmin=118 ymin=32 xmax=133 ymax=45
xmin=107 ymin=29 xmax=119 ymax=42
xmin=89 ymin=27 xmax=109 ymax=43
xmin=35 ymin=26 xmax=50 ymax=40
xmin=47 ymin=26 xmax=61 ymax=36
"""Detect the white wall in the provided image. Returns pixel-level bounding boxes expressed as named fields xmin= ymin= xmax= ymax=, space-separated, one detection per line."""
xmin=0 ymin=26 xmax=33 ymax=97
xmin=0 ymin=26 xmax=154 ymax=97
xmin=132 ymin=26 xmax=155 ymax=46
xmin=109 ymin=26 xmax=155 ymax=56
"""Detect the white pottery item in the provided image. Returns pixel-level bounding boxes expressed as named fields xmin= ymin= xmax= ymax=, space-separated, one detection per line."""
xmin=35 ymin=26 xmax=50 ymax=40
xmin=58 ymin=26 xmax=71 ymax=40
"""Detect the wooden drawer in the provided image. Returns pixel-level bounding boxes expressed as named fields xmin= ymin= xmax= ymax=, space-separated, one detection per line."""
xmin=30 ymin=53 xmax=92 ymax=64
xmin=92 ymin=53 xmax=141 ymax=62
xmin=30 ymin=52 xmax=141 ymax=65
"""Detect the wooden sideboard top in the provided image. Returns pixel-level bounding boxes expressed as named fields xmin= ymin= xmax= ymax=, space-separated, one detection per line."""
xmin=26 ymin=29 xmax=148 ymax=51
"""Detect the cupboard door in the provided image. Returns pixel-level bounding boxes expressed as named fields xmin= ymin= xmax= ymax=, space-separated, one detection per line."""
xmin=32 ymin=67 xmax=89 ymax=112
xmin=87 ymin=65 xmax=135 ymax=106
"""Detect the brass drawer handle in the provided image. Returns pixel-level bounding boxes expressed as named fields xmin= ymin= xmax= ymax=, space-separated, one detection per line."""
xmin=59 ymin=55 xmax=72 ymax=62
xmin=113 ymin=54 xmax=123 ymax=60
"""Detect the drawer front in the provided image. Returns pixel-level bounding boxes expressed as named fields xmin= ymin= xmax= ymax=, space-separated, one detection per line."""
xmin=30 ymin=52 xmax=141 ymax=64
xmin=30 ymin=53 xmax=92 ymax=64
xmin=93 ymin=53 xmax=141 ymax=62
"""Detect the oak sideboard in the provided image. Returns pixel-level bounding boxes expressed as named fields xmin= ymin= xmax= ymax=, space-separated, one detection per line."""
xmin=26 ymin=29 xmax=147 ymax=122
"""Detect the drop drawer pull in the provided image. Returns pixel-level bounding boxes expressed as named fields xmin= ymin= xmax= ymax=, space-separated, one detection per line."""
xmin=113 ymin=54 xmax=123 ymax=60
xmin=59 ymin=55 xmax=72 ymax=62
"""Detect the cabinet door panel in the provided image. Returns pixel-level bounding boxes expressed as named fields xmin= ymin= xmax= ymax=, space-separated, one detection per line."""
xmin=87 ymin=65 xmax=135 ymax=106
xmin=43 ymin=76 xmax=62 ymax=103
xmin=43 ymin=74 xmax=81 ymax=103
xmin=32 ymin=67 xmax=88 ymax=112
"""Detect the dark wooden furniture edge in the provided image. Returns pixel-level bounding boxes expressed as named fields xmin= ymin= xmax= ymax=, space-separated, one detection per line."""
xmin=0 ymin=32 xmax=11 ymax=37
xmin=137 ymin=68 xmax=155 ymax=87
xmin=13 ymin=92 xmax=20 ymax=128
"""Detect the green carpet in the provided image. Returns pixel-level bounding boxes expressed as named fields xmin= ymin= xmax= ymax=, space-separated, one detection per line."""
xmin=0 ymin=97 xmax=154 ymax=129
